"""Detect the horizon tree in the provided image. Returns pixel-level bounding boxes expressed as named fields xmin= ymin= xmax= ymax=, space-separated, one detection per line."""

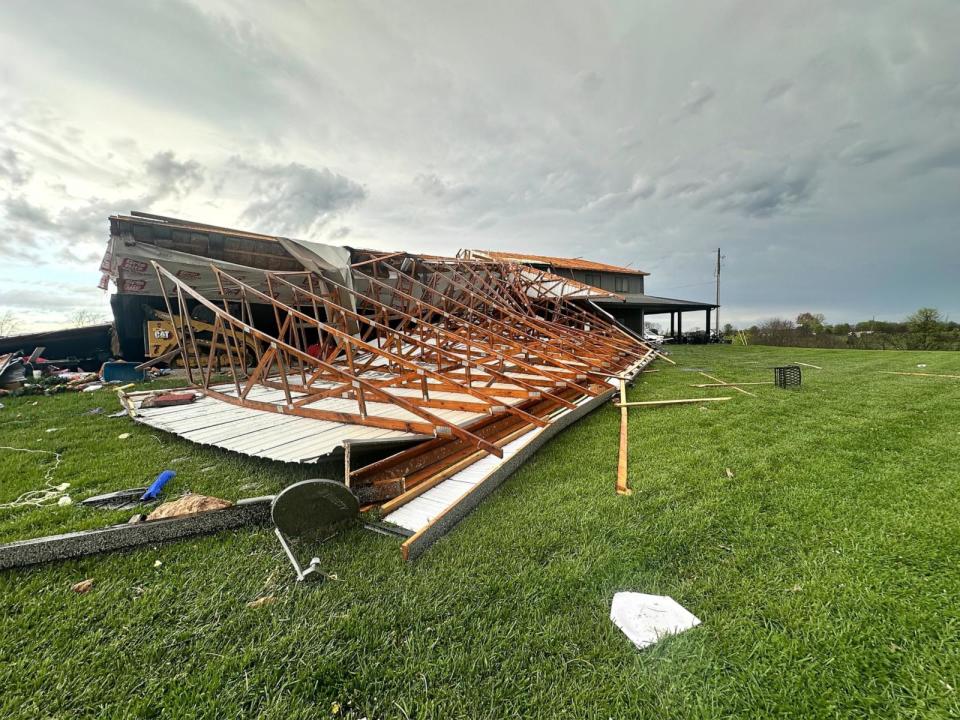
xmin=0 ymin=309 xmax=19 ymax=338
xmin=907 ymin=307 xmax=943 ymax=349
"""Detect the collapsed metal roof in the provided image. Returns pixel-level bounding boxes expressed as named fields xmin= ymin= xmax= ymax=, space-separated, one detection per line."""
xmin=107 ymin=214 xmax=657 ymax=558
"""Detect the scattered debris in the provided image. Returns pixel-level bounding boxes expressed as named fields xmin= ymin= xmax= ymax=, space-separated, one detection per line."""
xmin=247 ymin=595 xmax=276 ymax=609
xmin=45 ymin=427 xmax=61 ymax=433
xmin=0 ymin=324 xmax=112 ymax=373
xmin=147 ymin=493 xmax=233 ymax=521
xmin=725 ymin=468 xmax=735 ymax=479
xmin=793 ymin=361 xmax=822 ymax=370
xmin=117 ymin=433 xmax=131 ymax=440
xmin=71 ymin=579 xmax=94 ymax=594
xmin=0 ymin=357 xmax=109 ymax=396
xmin=140 ymin=470 xmax=176 ymax=501
xmin=0 ymin=353 xmax=26 ymax=390
xmin=100 ymin=361 xmax=145 ymax=383
xmin=107 ymin=410 xmax=128 ymax=418
xmin=153 ymin=559 xmax=163 ymax=568
xmin=82 ymin=407 xmax=104 ymax=416
xmin=610 ymin=592 xmax=701 ymax=650
xmin=81 ymin=488 xmax=149 ymax=511
xmin=139 ymin=392 xmax=197 ymax=409
xmin=0 ymin=447 xmax=67 ymax=509
xmin=57 ymin=496 xmax=72 ymax=507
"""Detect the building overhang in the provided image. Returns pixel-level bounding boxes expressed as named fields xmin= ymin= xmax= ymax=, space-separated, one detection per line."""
xmin=592 ymin=293 xmax=718 ymax=314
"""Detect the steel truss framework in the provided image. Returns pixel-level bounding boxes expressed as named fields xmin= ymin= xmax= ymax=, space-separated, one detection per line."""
xmin=152 ymin=253 xmax=651 ymax=501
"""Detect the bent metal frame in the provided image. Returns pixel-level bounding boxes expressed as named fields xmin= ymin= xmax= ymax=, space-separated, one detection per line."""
xmin=149 ymin=253 xmax=654 ymax=551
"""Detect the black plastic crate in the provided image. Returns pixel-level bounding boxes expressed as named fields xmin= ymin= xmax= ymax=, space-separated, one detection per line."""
xmin=773 ymin=365 xmax=802 ymax=389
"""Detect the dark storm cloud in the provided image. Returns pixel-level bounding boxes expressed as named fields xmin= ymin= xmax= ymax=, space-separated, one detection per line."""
xmin=675 ymin=82 xmax=715 ymax=119
xmin=1 ymin=0 xmax=960 ymax=327
xmin=239 ymin=162 xmax=367 ymax=237
xmin=0 ymin=149 xmax=31 ymax=186
xmin=144 ymin=152 xmax=204 ymax=199
xmin=763 ymin=81 xmax=793 ymax=103
xmin=2 ymin=196 xmax=55 ymax=230
xmin=0 ymin=150 xmax=205 ymax=264
xmin=577 ymin=71 xmax=604 ymax=97
xmin=837 ymin=139 xmax=903 ymax=166
xmin=660 ymin=181 xmax=708 ymax=201
xmin=581 ymin=175 xmax=656 ymax=213
xmin=0 ymin=195 xmax=116 ymax=264
xmin=0 ymin=0 xmax=300 ymax=132
xmin=693 ymin=161 xmax=819 ymax=219
xmin=907 ymin=144 xmax=960 ymax=175
xmin=413 ymin=173 xmax=477 ymax=202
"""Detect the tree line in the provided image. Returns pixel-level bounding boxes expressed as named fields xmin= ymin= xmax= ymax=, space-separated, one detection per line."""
xmin=726 ymin=308 xmax=960 ymax=350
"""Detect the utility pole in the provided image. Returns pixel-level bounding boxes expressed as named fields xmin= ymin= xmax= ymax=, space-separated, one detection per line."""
xmin=714 ymin=247 xmax=721 ymax=336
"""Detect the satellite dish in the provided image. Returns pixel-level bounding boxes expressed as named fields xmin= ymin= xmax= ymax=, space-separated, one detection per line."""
xmin=271 ymin=479 xmax=359 ymax=581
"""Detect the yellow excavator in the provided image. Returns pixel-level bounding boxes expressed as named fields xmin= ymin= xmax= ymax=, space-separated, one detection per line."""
xmin=144 ymin=307 xmax=257 ymax=368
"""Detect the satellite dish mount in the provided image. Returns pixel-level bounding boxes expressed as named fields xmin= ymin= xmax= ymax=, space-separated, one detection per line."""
xmin=270 ymin=479 xmax=359 ymax=581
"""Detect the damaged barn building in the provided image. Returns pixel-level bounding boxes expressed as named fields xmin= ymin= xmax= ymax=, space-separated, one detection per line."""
xmin=101 ymin=213 xmax=711 ymax=558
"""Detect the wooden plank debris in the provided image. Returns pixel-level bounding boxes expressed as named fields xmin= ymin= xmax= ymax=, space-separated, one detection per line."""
xmin=690 ymin=381 xmax=773 ymax=387
xmin=616 ymin=378 xmax=631 ymax=496
xmin=880 ymin=371 xmax=960 ymax=380
xmin=614 ymin=397 xmax=732 ymax=407
xmin=698 ymin=372 xmax=757 ymax=397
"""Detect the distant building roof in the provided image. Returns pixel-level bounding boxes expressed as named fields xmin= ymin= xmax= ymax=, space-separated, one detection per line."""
xmin=469 ymin=250 xmax=648 ymax=276
xmin=594 ymin=292 xmax=717 ymax=311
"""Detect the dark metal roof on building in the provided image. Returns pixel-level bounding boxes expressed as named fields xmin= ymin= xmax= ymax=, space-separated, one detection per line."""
xmin=593 ymin=292 xmax=718 ymax=310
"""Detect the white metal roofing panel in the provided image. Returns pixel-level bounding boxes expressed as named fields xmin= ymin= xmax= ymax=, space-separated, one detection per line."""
xmin=181 ymin=413 xmax=299 ymax=444
xmin=383 ymin=425 xmax=543 ymax=532
xmin=132 ymin=393 xmax=425 ymax=463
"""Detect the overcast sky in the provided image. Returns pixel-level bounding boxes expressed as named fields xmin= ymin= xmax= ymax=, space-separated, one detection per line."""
xmin=1 ymin=0 xmax=958 ymax=332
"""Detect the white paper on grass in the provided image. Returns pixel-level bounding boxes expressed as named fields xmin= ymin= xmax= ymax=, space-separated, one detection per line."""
xmin=610 ymin=592 xmax=701 ymax=650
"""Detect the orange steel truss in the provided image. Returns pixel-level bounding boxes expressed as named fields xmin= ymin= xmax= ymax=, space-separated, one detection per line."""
xmin=151 ymin=254 xmax=650 ymax=470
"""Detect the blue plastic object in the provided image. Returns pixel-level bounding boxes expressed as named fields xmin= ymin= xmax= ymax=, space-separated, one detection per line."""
xmin=101 ymin=361 xmax=145 ymax=383
xmin=140 ymin=470 xmax=176 ymax=501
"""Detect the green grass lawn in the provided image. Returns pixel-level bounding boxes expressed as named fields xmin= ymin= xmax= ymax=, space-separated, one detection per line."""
xmin=1 ymin=345 xmax=958 ymax=719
